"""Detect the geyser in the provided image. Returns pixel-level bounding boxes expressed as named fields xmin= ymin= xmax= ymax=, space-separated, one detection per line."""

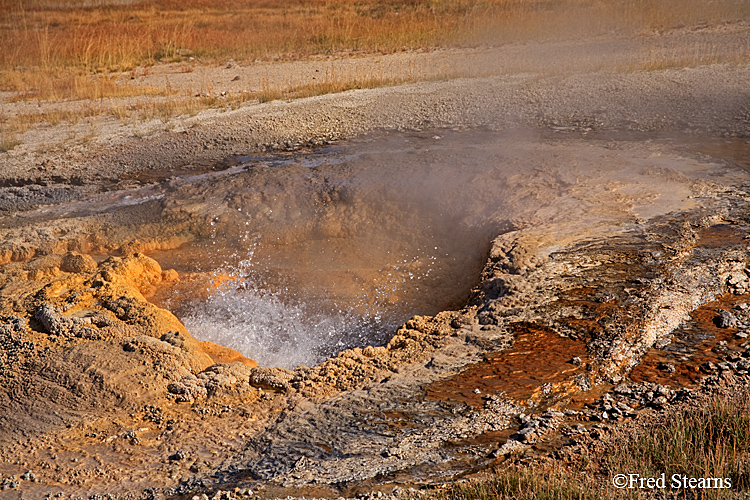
xmin=140 ymin=129 xmax=723 ymax=369
xmin=152 ymin=131 xmax=516 ymax=368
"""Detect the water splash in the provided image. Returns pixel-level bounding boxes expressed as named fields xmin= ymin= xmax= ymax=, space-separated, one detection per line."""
xmin=181 ymin=279 xmax=385 ymax=369
xmin=177 ymin=234 xmax=404 ymax=368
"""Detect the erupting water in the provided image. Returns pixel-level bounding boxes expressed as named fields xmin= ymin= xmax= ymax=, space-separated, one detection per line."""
xmin=175 ymin=236 xmax=446 ymax=368
xmin=149 ymin=131 xmax=519 ymax=367
xmin=135 ymin=130 xmax=723 ymax=368
xmin=180 ymin=277 xmax=372 ymax=369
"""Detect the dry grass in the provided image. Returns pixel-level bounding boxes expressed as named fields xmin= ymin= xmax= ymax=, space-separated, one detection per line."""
xmin=3 ymin=71 xmax=169 ymax=101
xmin=0 ymin=0 xmax=747 ymax=149
xmin=250 ymin=68 xmax=426 ymax=102
xmin=130 ymin=95 xmax=221 ymax=122
xmin=604 ymin=393 xmax=750 ymax=498
xmin=2 ymin=103 xmax=103 ymax=132
xmin=412 ymin=466 xmax=598 ymax=500
xmin=0 ymin=65 xmax=428 ymax=142
xmin=1 ymin=0 xmax=748 ymax=98
xmin=0 ymin=131 xmax=22 ymax=152
xmin=409 ymin=391 xmax=750 ymax=500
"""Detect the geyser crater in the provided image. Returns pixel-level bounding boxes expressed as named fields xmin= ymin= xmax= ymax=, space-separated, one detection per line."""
xmin=127 ymin=129 xmax=731 ymax=369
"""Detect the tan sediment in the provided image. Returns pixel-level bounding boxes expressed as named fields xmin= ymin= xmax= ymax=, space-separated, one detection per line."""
xmin=0 ymin=251 xmax=252 ymax=375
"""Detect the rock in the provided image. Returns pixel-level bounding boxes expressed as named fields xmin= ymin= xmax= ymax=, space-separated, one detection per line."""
xmin=122 ymin=334 xmax=187 ymax=361
xmin=96 ymin=253 xmax=165 ymax=297
xmin=571 ymin=423 xmax=587 ymax=434
xmin=715 ymin=309 xmax=737 ymax=328
xmin=249 ymin=366 xmax=295 ymax=392
xmin=613 ymin=383 xmax=633 ymax=395
xmin=726 ymin=272 xmax=749 ymax=294
xmin=168 ymin=375 xmax=208 ymax=402
xmin=650 ymin=396 xmax=668 ymax=408
xmin=491 ymin=439 xmax=528 ymax=457
xmin=122 ymin=430 xmax=141 ymax=445
xmin=34 ymin=304 xmax=100 ymax=339
xmin=0 ymin=317 xmax=34 ymax=375
xmin=161 ymin=330 xmax=185 ymax=348
xmin=654 ymin=337 xmax=672 ymax=349
xmin=197 ymin=362 xmax=256 ymax=397
xmin=573 ymin=374 xmax=592 ymax=391
xmin=701 ymin=361 xmax=718 ymax=373
xmin=60 ymin=252 xmax=97 ymax=273
xmin=657 ymin=362 xmax=676 ymax=373
xmin=167 ymin=362 xmax=263 ymax=401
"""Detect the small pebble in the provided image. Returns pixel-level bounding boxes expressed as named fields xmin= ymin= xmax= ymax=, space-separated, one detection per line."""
xmin=657 ymin=362 xmax=676 ymax=373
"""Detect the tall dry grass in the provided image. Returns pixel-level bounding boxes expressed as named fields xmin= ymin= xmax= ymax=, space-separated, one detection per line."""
xmin=414 ymin=466 xmax=598 ymax=500
xmin=1 ymin=0 xmax=748 ymax=97
xmin=1 ymin=0 xmax=747 ymax=149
